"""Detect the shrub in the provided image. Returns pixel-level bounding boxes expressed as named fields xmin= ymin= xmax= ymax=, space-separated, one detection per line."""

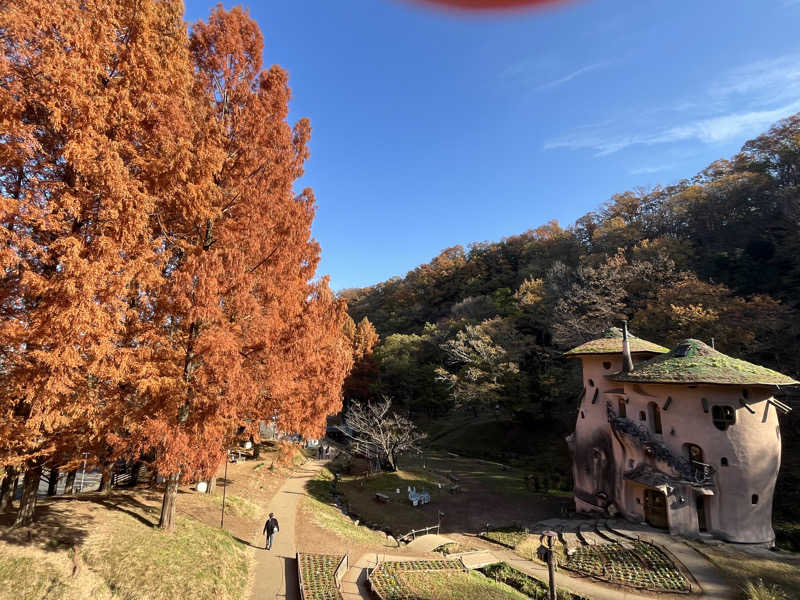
xmin=742 ymin=579 xmax=789 ymax=600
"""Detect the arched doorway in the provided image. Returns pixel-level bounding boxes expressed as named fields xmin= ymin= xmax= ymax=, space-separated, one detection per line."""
xmin=643 ymin=489 xmax=668 ymax=529
xmin=647 ymin=402 xmax=662 ymax=434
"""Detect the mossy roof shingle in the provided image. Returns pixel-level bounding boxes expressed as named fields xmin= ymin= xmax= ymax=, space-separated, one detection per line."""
xmin=564 ymin=327 xmax=669 ymax=358
xmin=611 ymin=339 xmax=799 ymax=386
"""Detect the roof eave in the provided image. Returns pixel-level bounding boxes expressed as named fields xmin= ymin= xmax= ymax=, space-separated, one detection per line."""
xmin=609 ymin=376 xmax=800 ymax=387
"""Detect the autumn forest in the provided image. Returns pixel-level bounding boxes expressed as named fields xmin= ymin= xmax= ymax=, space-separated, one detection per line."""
xmin=342 ymin=113 xmax=800 ymax=533
xmin=2 ymin=1 xmax=800 ymax=597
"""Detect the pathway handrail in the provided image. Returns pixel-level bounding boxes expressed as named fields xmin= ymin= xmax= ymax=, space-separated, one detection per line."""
xmin=397 ymin=523 xmax=440 ymax=543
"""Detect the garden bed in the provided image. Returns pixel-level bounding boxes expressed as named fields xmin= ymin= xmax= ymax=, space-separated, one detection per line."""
xmin=298 ymin=553 xmax=345 ymax=600
xmin=369 ymin=560 xmax=527 ymax=600
xmin=480 ymin=527 xmax=691 ymax=593
xmin=480 ymin=563 xmax=589 ymax=600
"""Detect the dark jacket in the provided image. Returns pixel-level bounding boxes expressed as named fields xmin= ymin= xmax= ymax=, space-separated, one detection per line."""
xmin=263 ymin=517 xmax=279 ymax=535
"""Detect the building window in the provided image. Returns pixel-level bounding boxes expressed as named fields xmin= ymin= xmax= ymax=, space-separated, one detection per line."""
xmin=648 ymin=402 xmax=662 ymax=435
xmin=675 ymin=343 xmax=691 ymax=357
xmin=712 ymin=406 xmax=736 ymax=431
xmin=588 ymin=379 xmax=595 ymax=387
xmin=752 ymin=494 xmax=759 ymax=505
xmin=603 ymin=361 xmax=611 ymax=370
xmin=721 ymin=457 xmax=728 ymax=467
xmin=580 ymin=411 xmax=585 ymax=419
xmin=639 ymin=411 xmax=646 ymax=422
xmin=618 ymin=398 xmax=627 ymax=418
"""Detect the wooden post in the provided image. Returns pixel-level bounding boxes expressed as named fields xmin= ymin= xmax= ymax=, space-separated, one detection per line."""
xmin=544 ymin=530 xmax=557 ymax=600
xmin=220 ymin=452 xmax=228 ymax=528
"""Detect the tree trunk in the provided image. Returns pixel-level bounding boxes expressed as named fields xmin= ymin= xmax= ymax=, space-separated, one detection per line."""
xmin=149 ymin=469 xmax=159 ymax=488
xmin=206 ymin=474 xmax=216 ymax=494
xmin=251 ymin=436 xmax=261 ymax=459
xmin=130 ymin=461 xmax=142 ymax=486
xmin=0 ymin=466 xmax=18 ymax=512
xmin=13 ymin=464 xmax=42 ymax=528
xmin=386 ymin=452 xmax=397 ymax=472
xmin=47 ymin=467 xmax=60 ymax=496
xmin=159 ymin=471 xmax=180 ymax=531
xmin=64 ymin=470 xmax=77 ymax=495
xmin=99 ymin=462 xmax=114 ymax=494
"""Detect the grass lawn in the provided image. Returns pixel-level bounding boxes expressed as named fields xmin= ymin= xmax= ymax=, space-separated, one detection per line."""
xmin=202 ymin=492 xmax=264 ymax=520
xmin=402 ymin=570 xmax=531 ymax=600
xmin=0 ymin=545 xmax=96 ymax=600
xmin=481 ymin=563 xmax=589 ymax=600
xmin=0 ymin=506 xmax=249 ymax=600
xmin=336 ymin=469 xmax=450 ymax=535
xmin=302 ymin=469 xmax=394 ymax=547
xmin=480 ymin=527 xmax=529 ymax=549
xmin=82 ymin=510 xmax=250 ymax=600
xmin=688 ymin=542 xmax=800 ymax=599
xmin=369 ymin=560 xmax=529 ymax=600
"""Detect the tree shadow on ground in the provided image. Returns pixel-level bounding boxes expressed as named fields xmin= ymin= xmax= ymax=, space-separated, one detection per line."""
xmin=231 ymin=534 xmax=263 ymax=549
xmin=0 ymin=501 xmax=95 ymax=551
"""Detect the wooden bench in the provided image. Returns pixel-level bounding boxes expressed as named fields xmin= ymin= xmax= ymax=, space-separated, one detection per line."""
xmin=375 ymin=492 xmax=390 ymax=503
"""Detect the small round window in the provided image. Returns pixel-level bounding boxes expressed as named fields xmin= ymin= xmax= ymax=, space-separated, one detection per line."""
xmin=712 ymin=406 xmax=736 ymax=431
xmin=602 ymin=361 xmax=612 ymax=370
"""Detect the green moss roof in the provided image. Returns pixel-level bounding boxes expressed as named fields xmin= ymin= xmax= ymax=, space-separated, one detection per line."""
xmin=564 ymin=327 xmax=669 ymax=357
xmin=611 ymin=339 xmax=799 ymax=386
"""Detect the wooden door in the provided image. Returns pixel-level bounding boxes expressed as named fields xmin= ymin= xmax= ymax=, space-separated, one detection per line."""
xmin=644 ymin=489 xmax=668 ymax=529
xmin=696 ymin=496 xmax=708 ymax=532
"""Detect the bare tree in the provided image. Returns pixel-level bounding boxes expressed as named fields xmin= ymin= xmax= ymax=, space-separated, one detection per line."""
xmin=339 ymin=397 xmax=426 ymax=471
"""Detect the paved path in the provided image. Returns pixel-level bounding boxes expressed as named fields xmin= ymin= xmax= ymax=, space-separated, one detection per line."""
xmin=249 ymin=461 xmax=323 ymax=600
xmin=404 ymin=533 xmax=452 ymax=553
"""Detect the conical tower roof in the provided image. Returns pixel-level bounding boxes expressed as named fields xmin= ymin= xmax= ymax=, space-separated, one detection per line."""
xmin=564 ymin=327 xmax=669 ymax=358
xmin=611 ymin=339 xmax=799 ymax=386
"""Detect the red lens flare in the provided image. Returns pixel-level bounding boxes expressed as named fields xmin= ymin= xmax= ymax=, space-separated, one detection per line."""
xmin=405 ymin=0 xmax=575 ymax=12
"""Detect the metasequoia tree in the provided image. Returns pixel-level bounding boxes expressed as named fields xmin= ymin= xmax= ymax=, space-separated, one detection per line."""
xmin=339 ymin=397 xmax=426 ymax=471
xmin=342 ymin=316 xmax=379 ymax=402
xmin=109 ymin=6 xmax=351 ymax=531
xmin=0 ymin=0 xmax=196 ymax=526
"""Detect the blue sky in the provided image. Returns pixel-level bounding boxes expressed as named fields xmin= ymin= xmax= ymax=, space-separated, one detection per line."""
xmin=184 ymin=0 xmax=800 ymax=291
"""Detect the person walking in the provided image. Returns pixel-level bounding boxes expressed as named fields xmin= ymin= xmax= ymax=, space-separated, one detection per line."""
xmin=263 ymin=512 xmax=279 ymax=550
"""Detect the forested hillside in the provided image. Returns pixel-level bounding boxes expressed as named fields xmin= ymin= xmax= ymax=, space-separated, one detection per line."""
xmin=341 ymin=114 xmax=800 ymax=534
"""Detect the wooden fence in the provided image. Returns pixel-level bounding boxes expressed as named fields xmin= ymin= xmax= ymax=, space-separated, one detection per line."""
xmin=397 ymin=524 xmax=440 ymax=544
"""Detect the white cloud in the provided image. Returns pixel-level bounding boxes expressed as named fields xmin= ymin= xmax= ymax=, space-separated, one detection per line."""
xmin=544 ymin=52 xmax=800 ymax=156
xmin=501 ymin=57 xmax=611 ymax=91
xmin=536 ymin=62 xmax=611 ymax=91
xmin=545 ymin=101 xmax=800 ymax=155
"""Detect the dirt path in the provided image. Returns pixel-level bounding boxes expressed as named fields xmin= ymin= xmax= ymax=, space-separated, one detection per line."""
xmin=249 ymin=461 xmax=323 ymax=600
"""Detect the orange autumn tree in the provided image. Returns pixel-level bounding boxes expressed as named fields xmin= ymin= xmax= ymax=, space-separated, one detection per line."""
xmin=342 ymin=316 xmax=380 ymax=402
xmin=110 ymin=6 xmax=352 ymax=531
xmin=0 ymin=0 xmax=197 ymax=526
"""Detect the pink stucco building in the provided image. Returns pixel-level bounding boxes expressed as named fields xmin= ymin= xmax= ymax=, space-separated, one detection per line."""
xmin=565 ymin=326 xmax=797 ymax=544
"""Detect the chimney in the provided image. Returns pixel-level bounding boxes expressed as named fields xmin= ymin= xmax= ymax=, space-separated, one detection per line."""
xmin=622 ymin=320 xmax=634 ymax=373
